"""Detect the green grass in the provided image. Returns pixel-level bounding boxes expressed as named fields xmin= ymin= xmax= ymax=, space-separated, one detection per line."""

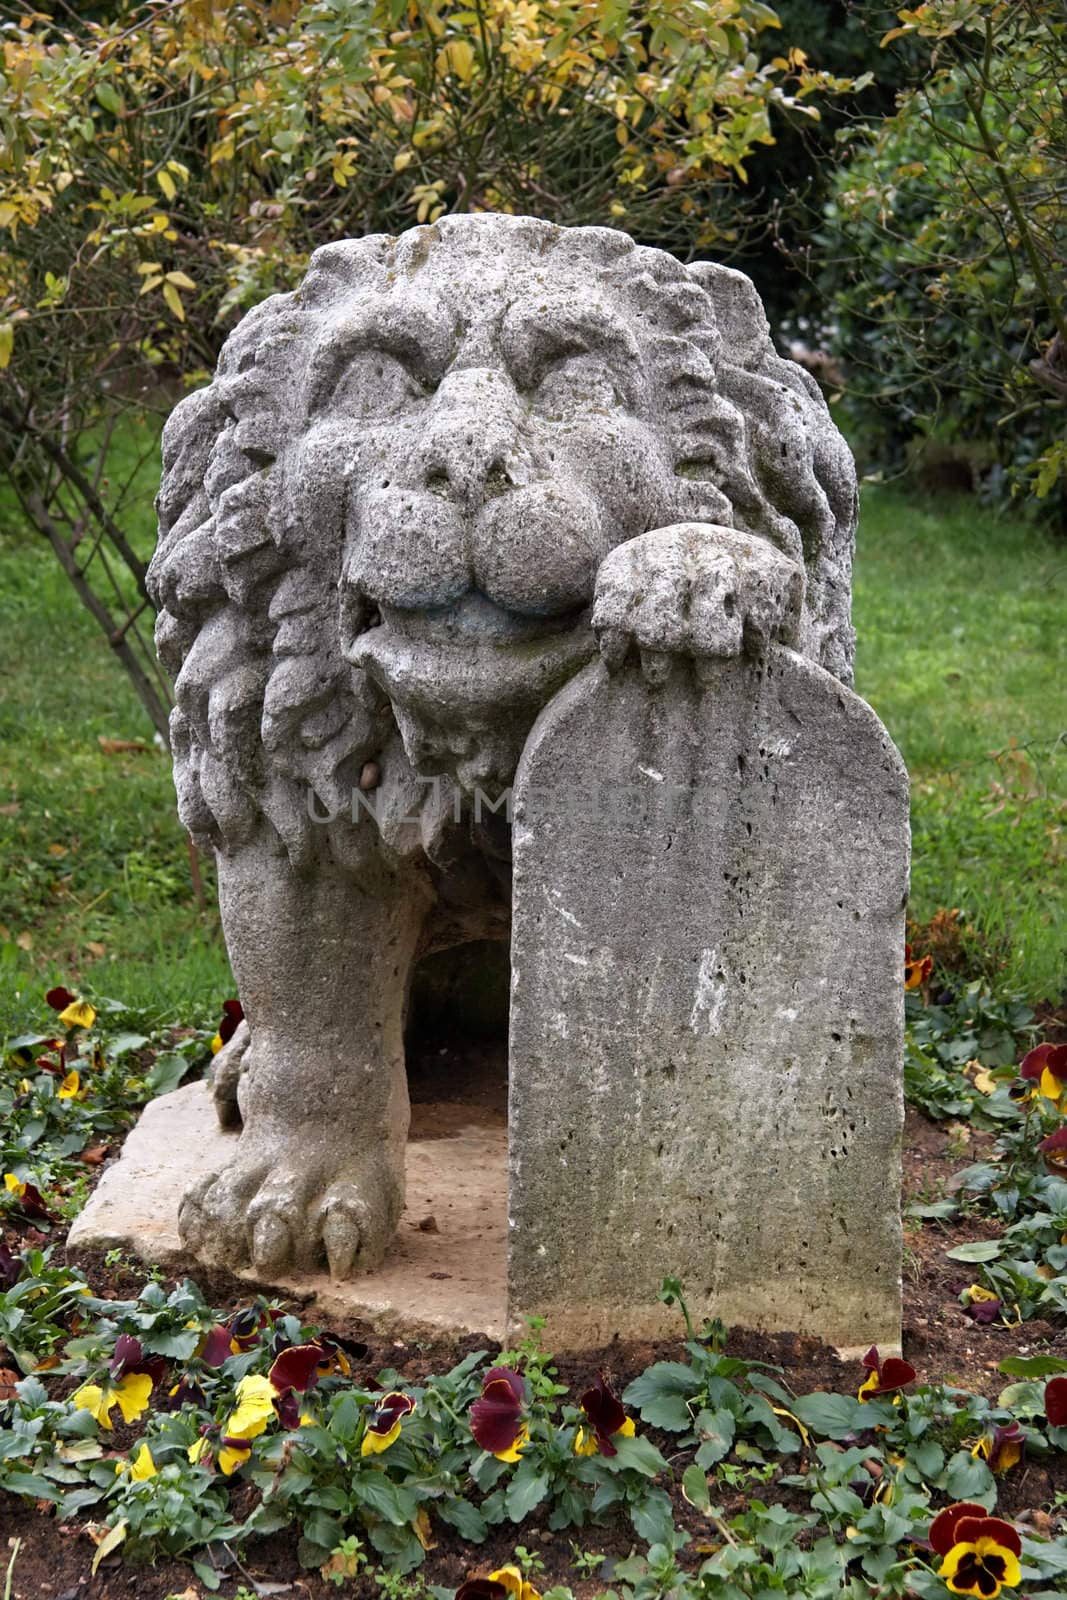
xmin=853 ymin=486 xmax=1066 ymax=999
xmin=0 ymin=425 xmax=231 ymax=1039
xmin=0 ymin=468 xmax=1063 ymax=1037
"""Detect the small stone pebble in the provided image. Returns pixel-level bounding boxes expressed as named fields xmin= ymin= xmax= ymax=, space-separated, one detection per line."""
xmin=359 ymin=761 xmax=380 ymax=791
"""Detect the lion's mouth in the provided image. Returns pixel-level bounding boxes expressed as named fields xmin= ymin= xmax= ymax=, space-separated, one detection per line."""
xmin=349 ymin=593 xmax=596 ymax=717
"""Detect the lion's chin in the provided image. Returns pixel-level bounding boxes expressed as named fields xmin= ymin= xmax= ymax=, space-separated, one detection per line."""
xmin=349 ymin=600 xmax=596 ymax=790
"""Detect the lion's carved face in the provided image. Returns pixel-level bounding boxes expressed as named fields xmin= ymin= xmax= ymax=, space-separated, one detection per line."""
xmin=290 ymin=232 xmax=681 ymax=785
xmin=151 ymin=215 xmax=857 ymax=856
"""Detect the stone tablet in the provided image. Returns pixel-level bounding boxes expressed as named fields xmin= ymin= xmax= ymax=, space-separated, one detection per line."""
xmin=509 ymin=646 xmax=908 ymax=1354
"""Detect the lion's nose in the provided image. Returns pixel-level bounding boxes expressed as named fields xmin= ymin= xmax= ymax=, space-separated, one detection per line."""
xmin=416 ymin=370 xmax=524 ymax=512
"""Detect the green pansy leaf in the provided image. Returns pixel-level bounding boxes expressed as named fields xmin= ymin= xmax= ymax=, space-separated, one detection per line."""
xmin=629 ymin=1486 xmax=677 ymax=1546
xmin=995 ymin=1380 xmax=1046 ymax=1417
xmin=145 ymin=1052 xmax=189 ymax=1096
xmin=911 ymin=1439 xmax=944 ymax=1478
xmin=790 ymin=1391 xmax=871 ymax=1439
xmin=601 ymin=1432 xmax=668 ymax=1477
xmin=505 ymin=1458 xmax=550 ymax=1521
xmin=622 ymin=1361 xmax=698 ymax=1430
xmin=943 ymin=1449 xmax=995 ymax=1505
xmin=438 ymin=1497 xmax=488 ymax=1541
xmin=945 ymin=1240 xmax=1003 ymax=1263
xmin=681 ymin=1462 xmax=712 ymax=1514
xmin=999 ymin=1355 xmax=1067 ymax=1378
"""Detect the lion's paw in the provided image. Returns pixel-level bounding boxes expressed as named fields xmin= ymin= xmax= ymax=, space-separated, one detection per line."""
xmin=593 ymin=522 xmax=804 ymax=683
xmin=178 ymin=1140 xmax=402 ymax=1281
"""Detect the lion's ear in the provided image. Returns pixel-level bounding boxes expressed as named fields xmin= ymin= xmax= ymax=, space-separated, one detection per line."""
xmin=686 ymin=260 xmax=771 ymax=367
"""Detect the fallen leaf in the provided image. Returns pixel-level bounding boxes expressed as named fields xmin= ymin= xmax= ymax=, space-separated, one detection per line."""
xmin=0 ymin=802 xmax=20 ymax=817
xmin=413 ymin=1506 xmax=436 ymax=1551
xmin=86 ymin=941 xmax=107 ymax=957
xmin=97 ymin=737 xmax=152 ymax=755
xmin=0 ymin=1367 xmax=19 ymax=1400
xmin=90 ymin=1518 xmax=128 ymax=1574
xmin=79 ymin=1144 xmax=109 ymax=1165
xmin=15 ymin=930 xmax=33 ymax=950
xmin=47 ymin=842 xmax=69 ymax=857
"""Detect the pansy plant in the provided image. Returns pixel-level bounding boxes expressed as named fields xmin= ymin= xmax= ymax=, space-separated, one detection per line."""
xmin=71 ymin=1335 xmax=167 ymax=1430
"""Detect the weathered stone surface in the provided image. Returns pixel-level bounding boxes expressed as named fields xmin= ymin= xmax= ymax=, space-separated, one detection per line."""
xmin=509 ymin=646 xmax=909 ymax=1355
xmin=142 ymin=211 xmax=889 ymax=1337
xmin=68 ymin=1082 xmax=507 ymax=1340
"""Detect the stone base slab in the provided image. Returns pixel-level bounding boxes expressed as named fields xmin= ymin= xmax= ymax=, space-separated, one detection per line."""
xmin=67 ymin=1081 xmax=507 ymax=1341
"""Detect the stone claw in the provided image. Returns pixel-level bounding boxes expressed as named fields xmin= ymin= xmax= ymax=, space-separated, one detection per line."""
xmin=176 ymin=1136 xmax=403 ymax=1280
xmin=593 ymin=521 xmax=804 ymax=675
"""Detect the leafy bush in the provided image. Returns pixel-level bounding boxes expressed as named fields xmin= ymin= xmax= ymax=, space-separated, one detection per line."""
xmin=816 ymin=1 xmax=1065 ymax=517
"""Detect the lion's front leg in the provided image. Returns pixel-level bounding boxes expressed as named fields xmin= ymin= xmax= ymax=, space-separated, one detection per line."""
xmin=592 ymin=522 xmax=805 ymax=682
xmin=180 ymin=845 xmax=429 ymax=1280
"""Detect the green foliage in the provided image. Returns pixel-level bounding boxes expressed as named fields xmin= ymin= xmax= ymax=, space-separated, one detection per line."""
xmin=818 ymin=0 xmax=1066 ymax=514
xmin=2 ymin=994 xmax=213 ymax=1230
xmin=2 ymin=1011 xmax=1067 ymax=1594
xmin=3 ymin=1248 xmax=1067 ymax=1589
xmin=902 ymin=981 xmax=1036 ymax=1123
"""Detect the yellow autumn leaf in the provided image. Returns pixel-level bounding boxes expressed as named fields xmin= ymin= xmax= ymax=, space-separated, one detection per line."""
xmin=163 ymin=281 xmax=185 ymax=321
xmin=394 ymin=150 xmax=413 ymax=172
xmin=156 ymin=169 xmax=176 ymax=200
xmin=165 ymin=271 xmax=196 ymax=290
xmin=0 ymin=323 xmax=13 ymax=370
xmin=445 ymin=38 xmax=475 ymax=82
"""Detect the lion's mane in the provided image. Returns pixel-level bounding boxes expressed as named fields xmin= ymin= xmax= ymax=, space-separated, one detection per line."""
xmin=148 ymin=216 xmax=857 ymax=864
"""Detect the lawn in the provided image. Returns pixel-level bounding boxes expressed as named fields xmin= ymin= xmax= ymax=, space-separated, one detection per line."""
xmin=0 ymin=469 xmax=1063 ymax=1037
xmin=853 ymin=487 xmax=1065 ymax=1000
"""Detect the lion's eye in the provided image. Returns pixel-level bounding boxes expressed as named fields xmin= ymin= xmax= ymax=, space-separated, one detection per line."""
xmin=529 ymin=350 xmax=623 ymax=415
xmin=329 ymin=349 xmax=429 ymax=418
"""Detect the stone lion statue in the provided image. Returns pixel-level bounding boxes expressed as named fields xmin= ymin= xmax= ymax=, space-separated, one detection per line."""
xmin=148 ymin=214 xmax=858 ymax=1280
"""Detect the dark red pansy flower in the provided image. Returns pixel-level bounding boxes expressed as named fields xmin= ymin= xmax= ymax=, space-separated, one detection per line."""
xmin=929 ymin=1502 xmax=996 ymax=1557
xmin=361 ymin=1390 xmax=416 ymax=1455
xmin=317 ymin=1330 xmax=365 ymax=1373
xmin=1020 ymin=1041 xmax=1067 ymax=1081
xmin=268 ymin=1342 xmax=326 ymax=1396
xmin=12 ymin=1181 xmax=56 ymax=1223
xmin=578 ymin=1373 xmax=629 ymax=1457
xmin=858 ymin=1345 xmax=916 ymax=1400
xmin=963 ymin=1296 xmax=1003 ymax=1326
xmin=274 ymin=1389 xmax=302 ymax=1430
xmin=904 ymin=946 xmax=933 ymax=990
xmin=161 ymin=1374 xmax=207 ymax=1411
xmin=0 ymin=1240 xmax=20 ymax=1289
xmin=455 ymin=1582 xmax=507 ymax=1600
xmin=1045 ymin=1375 xmax=1067 ymax=1429
xmin=227 ymin=1305 xmax=274 ymax=1350
xmin=109 ymin=1334 xmax=143 ymax=1376
xmin=110 ymin=1334 xmax=166 ymax=1387
xmin=45 ymin=986 xmax=76 ymax=1012
xmin=1039 ymin=1126 xmax=1067 ymax=1172
xmin=218 ymin=999 xmax=244 ymax=1045
xmin=199 ymin=1324 xmax=233 ymax=1367
xmin=930 ymin=1505 xmax=1023 ymax=1597
xmin=470 ymin=1366 xmax=527 ymax=1456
